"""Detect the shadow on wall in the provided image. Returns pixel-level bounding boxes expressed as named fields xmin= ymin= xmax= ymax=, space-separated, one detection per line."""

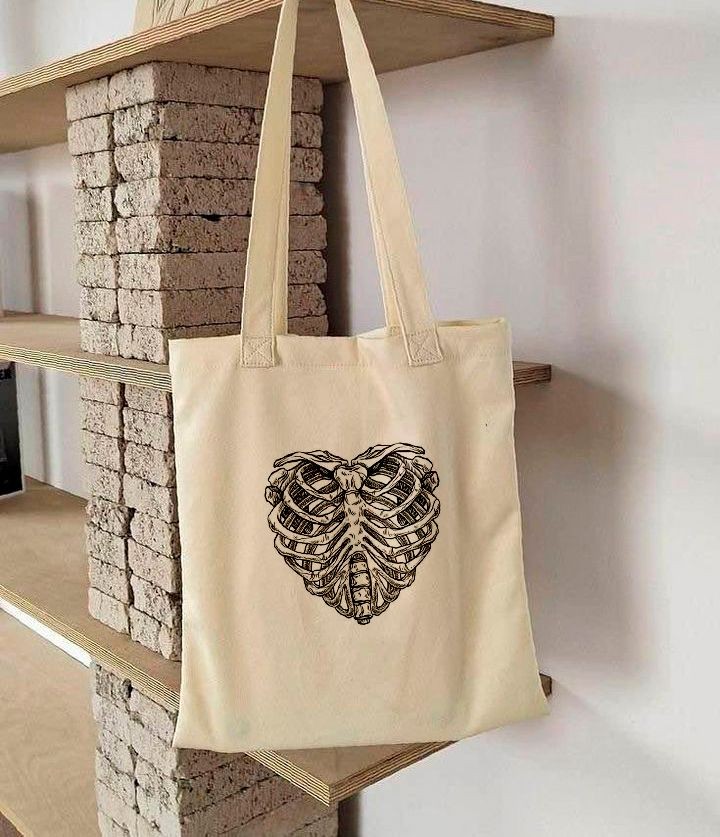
xmin=321 ymin=10 xmax=720 ymax=833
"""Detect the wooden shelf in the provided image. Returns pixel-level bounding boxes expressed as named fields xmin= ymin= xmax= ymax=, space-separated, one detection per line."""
xmin=0 ymin=613 xmax=99 ymax=836
xmin=0 ymin=479 xmax=551 ymax=805
xmin=0 ymin=311 xmax=552 ymax=389
xmin=0 ymin=0 xmax=552 ymax=154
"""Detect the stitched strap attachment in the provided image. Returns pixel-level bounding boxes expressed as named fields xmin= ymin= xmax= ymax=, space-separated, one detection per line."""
xmin=239 ymin=0 xmax=443 ymax=368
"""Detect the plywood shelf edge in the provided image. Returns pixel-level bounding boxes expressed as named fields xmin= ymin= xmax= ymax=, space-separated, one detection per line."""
xmin=0 ymin=0 xmax=553 ymax=153
xmin=1 ymin=479 xmax=551 ymax=804
xmin=0 ymin=312 xmax=552 ymax=389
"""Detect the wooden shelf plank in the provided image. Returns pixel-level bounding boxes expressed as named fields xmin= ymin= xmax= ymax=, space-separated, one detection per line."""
xmin=0 ymin=613 xmax=99 ymax=836
xmin=0 ymin=0 xmax=552 ymax=153
xmin=0 ymin=479 xmax=551 ymax=805
xmin=0 ymin=311 xmax=552 ymax=389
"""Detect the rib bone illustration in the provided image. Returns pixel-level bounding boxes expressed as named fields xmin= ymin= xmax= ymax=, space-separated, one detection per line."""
xmin=265 ymin=443 xmax=440 ymax=624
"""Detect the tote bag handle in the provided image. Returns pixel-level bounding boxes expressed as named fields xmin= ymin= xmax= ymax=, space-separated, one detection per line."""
xmin=240 ymin=0 xmax=443 ymax=368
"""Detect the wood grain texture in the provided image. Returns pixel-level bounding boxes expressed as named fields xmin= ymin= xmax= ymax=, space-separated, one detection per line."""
xmin=0 ymin=613 xmax=99 ymax=836
xmin=0 ymin=479 xmax=551 ymax=804
xmin=0 ymin=0 xmax=553 ymax=152
xmin=0 ymin=311 xmax=552 ymax=389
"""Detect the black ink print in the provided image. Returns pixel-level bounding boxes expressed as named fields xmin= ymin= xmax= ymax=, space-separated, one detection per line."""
xmin=265 ymin=443 xmax=441 ymax=624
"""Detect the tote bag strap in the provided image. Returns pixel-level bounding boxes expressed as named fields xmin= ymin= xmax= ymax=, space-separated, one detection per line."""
xmin=240 ymin=0 xmax=443 ymax=368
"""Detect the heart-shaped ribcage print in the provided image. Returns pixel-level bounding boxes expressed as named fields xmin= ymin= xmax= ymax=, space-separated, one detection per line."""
xmin=264 ymin=443 xmax=441 ymax=624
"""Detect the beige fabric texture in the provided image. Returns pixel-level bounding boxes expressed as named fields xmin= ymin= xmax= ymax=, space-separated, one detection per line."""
xmin=170 ymin=0 xmax=547 ymax=752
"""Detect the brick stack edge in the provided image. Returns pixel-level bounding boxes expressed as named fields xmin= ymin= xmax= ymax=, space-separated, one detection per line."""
xmin=68 ymin=63 xmax=337 ymax=836
xmin=68 ymin=61 xmax=328 ymax=363
xmin=92 ymin=665 xmax=337 ymax=836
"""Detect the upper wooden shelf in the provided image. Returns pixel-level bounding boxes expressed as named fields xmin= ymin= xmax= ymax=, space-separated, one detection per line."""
xmin=0 ymin=311 xmax=552 ymax=389
xmin=0 ymin=613 xmax=99 ymax=836
xmin=0 ymin=0 xmax=553 ymax=153
xmin=0 ymin=479 xmax=551 ymax=805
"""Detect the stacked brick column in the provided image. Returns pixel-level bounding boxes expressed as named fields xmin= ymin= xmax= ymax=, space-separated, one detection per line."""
xmin=68 ymin=62 xmax=336 ymax=835
xmin=81 ymin=377 xmax=182 ymax=660
xmin=92 ymin=665 xmax=337 ymax=836
xmin=68 ymin=61 xmax=327 ymax=363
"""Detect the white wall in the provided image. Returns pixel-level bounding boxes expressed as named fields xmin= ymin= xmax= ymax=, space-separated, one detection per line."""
xmin=0 ymin=0 xmax=135 ymax=494
xmin=1 ymin=1 xmax=719 ymax=834
xmin=324 ymin=1 xmax=720 ymax=835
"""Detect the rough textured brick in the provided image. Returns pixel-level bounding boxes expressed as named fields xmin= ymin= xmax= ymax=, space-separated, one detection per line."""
xmin=129 ymin=607 xmax=181 ymax=661
xmin=82 ymin=430 xmax=123 ymax=471
xmin=114 ymin=102 xmax=321 ymax=147
xmin=129 ymin=718 xmax=178 ymax=773
xmin=128 ymin=690 xmax=177 ymax=743
xmin=68 ymin=113 xmax=114 ymax=155
xmin=97 ymin=809 xmax=131 ymax=837
xmin=115 ymin=316 xmax=324 ymax=363
xmin=117 ymin=321 xmax=241 ymax=363
xmin=289 ymin=251 xmax=327 ymax=285
xmin=66 ymin=77 xmax=110 ymax=121
xmin=117 ymin=250 xmax=325 ymax=291
xmin=81 ymin=400 xmax=122 ymax=436
xmin=116 ymin=214 xmax=323 ymax=254
xmin=114 ymin=177 xmax=321 ymax=218
xmin=76 ymin=220 xmax=117 ymax=255
xmin=130 ymin=513 xmax=181 ymax=558
xmin=96 ymin=751 xmax=136 ymax=809
xmin=97 ymin=726 xmax=135 ymax=776
xmin=115 ymin=177 xmax=252 ymax=218
xmin=80 ymin=287 xmax=119 ymax=323
xmin=131 ymin=575 xmax=181 ymax=628
xmin=186 ymin=759 xmax=274 ymax=813
xmin=182 ymin=776 xmax=301 ymax=834
xmin=123 ymin=409 xmax=173 ymax=451
xmin=96 ymin=781 xmax=137 ymax=834
xmin=86 ymin=524 xmax=127 ymax=569
xmin=108 ymin=62 xmax=322 ymax=113
xmin=241 ymin=797 xmax=338 ymax=837
xmin=89 ymin=558 xmax=131 ymax=603
xmin=135 ymin=785 xmax=177 ymax=835
xmin=86 ymin=497 xmax=131 ymax=537
xmin=124 ymin=385 xmax=173 ymax=416
xmin=85 ymin=464 xmax=123 ymax=503
xmin=125 ymin=442 xmax=175 ymax=487
xmin=79 ymin=377 xmax=123 ymax=405
xmin=72 ymin=151 xmax=117 ymax=188
xmin=135 ymin=756 xmax=272 ymax=819
xmin=118 ymin=287 xmax=242 ymax=328
xmin=75 ymin=254 xmax=119 ymax=289
xmin=128 ymin=540 xmax=181 ymax=595
xmin=289 ymin=314 xmax=330 ymax=337
xmin=75 ymin=187 xmax=115 ymax=222
xmin=286 ymin=216 xmax=327 ymax=250
xmin=289 ymin=284 xmax=326 ymax=317
xmin=89 ymin=586 xmax=129 ymax=633
xmin=93 ymin=663 xmax=131 ymax=706
xmin=134 ymin=758 xmax=185 ymax=817
xmin=114 ymin=141 xmax=322 ymax=182
xmin=289 ymin=181 xmax=324 ymax=215
xmin=80 ymin=320 xmax=120 ymax=355
xmin=124 ymin=475 xmax=178 ymax=523
xmin=93 ymin=694 xmax=134 ymax=743
xmin=115 ymin=215 xmax=249 ymax=254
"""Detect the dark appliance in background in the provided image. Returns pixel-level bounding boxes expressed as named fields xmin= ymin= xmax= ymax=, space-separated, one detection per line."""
xmin=0 ymin=362 xmax=23 ymax=498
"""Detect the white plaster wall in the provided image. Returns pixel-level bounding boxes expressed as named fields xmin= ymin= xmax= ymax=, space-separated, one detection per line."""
xmin=0 ymin=1 xmax=718 ymax=834
xmin=0 ymin=0 xmax=135 ymax=494
xmin=323 ymin=1 xmax=720 ymax=835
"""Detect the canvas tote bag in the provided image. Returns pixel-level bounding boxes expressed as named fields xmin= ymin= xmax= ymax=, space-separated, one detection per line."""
xmin=170 ymin=0 xmax=548 ymax=752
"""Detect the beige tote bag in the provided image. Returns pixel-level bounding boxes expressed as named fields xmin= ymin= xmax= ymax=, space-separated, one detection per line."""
xmin=170 ymin=0 xmax=548 ymax=752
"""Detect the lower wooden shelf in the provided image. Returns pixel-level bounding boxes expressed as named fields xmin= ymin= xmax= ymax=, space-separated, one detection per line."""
xmin=0 ymin=612 xmax=99 ymax=836
xmin=0 ymin=311 xmax=552 ymax=391
xmin=0 ymin=479 xmax=551 ymax=805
